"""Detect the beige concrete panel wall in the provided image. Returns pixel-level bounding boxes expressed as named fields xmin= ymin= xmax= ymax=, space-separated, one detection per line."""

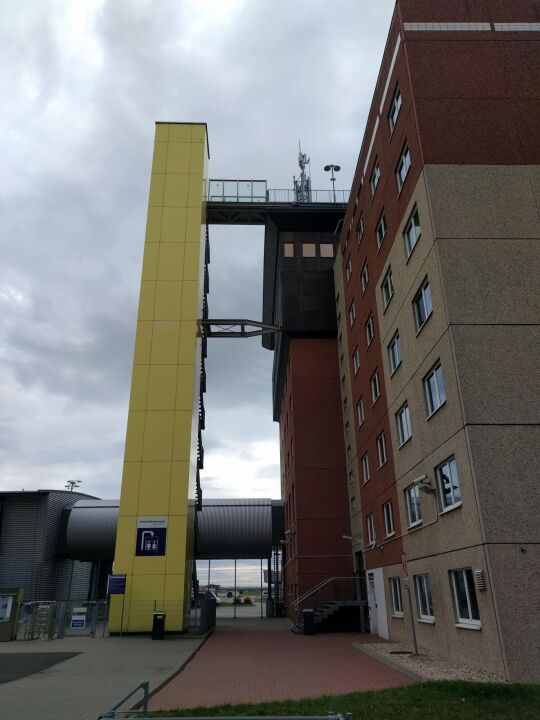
xmin=424 ymin=165 xmax=540 ymax=240
xmin=334 ymin=248 xmax=363 ymax=554
xmin=466 ymin=425 xmax=540 ymax=544
xmin=486 ymin=543 xmax=540 ymax=683
xmin=404 ymin=546 xmax=506 ymax=679
xmin=387 ymin=331 xmax=463 ymax=484
xmin=451 ymin=325 xmax=540 ymax=425
xmin=437 ymin=239 xmax=540 ymax=325
xmin=397 ymin=429 xmax=482 ymax=559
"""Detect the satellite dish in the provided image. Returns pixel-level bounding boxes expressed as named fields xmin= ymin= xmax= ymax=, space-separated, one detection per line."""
xmin=334 ymin=165 xmax=341 ymax=172
xmin=324 ymin=165 xmax=331 ymax=171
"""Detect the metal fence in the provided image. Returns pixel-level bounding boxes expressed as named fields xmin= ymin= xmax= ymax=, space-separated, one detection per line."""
xmin=207 ymin=179 xmax=349 ymax=205
xmin=15 ymin=600 xmax=108 ymax=640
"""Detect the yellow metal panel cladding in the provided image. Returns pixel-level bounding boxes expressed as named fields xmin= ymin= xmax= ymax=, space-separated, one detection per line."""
xmin=110 ymin=122 xmax=208 ymax=633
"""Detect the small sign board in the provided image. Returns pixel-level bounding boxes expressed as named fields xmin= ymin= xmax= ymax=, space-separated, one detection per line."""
xmin=107 ymin=574 xmax=127 ymax=595
xmin=71 ymin=615 xmax=86 ymax=629
xmin=136 ymin=517 xmax=167 ymax=556
xmin=403 ymin=577 xmax=410 ymax=590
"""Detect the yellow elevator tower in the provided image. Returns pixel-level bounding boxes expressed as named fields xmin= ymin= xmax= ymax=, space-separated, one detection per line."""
xmin=109 ymin=122 xmax=208 ymax=632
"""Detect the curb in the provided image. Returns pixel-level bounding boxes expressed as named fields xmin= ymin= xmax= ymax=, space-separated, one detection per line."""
xmin=352 ymin=643 xmax=424 ymax=683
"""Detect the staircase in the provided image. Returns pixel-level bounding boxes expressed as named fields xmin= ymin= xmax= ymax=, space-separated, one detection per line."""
xmin=290 ymin=577 xmax=368 ymax=634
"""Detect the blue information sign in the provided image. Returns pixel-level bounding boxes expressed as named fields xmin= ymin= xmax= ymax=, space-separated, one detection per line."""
xmin=107 ymin=574 xmax=127 ymax=595
xmin=135 ymin=517 xmax=167 ymax=557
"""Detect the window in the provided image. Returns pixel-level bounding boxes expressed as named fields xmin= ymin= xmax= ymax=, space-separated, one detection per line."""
xmin=366 ymin=513 xmax=376 ymax=546
xmin=365 ymin=314 xmax=374 ymax=346
xmin=405 ymin=484 xmax=422 ymax=526
xmin=349 ymin=301 xmax=356 ymax=327
xmin=376 ymin=212 xmax=387 ymax=249
xmin=370 ymin=161 xmax=380 ymax=195
xmin=388 ymin=332 xmax=401 ymax=375
xmin=404 ymin=206 xmax=421 ymax=259
xmin=350 ymin=495 xmax=356 ymax=511
xmin=371 ymin=370 xmax=380 ymax=404
xmin=388 ymin=86 xmax=402 ymax=132
xmin=353 ymin=348 xmax=360 ymax=375
xmin=362 ymin=453 xmax=370 ymax=483
xmin=348 ymin=470 xmax=354 ymax=484
xmin=284 ymin=243 xmax=294 ymax=257
xmin=396 ymin=402 xmax=412 ymax=446
xmin=357 ymin=398 xmax=365 ymax=426
xmin=320 ymin=243 xmax=334 ymax=258
xmin=381 ymin=268 xmax=394 ymax=309
xmin=390 ymin=577 xmax=403 ymax=616
xmin=346 ymin=257 xmax=352 ymax=282
xmin=338 ymin=332 xmax=342 ymax=346
xmin=383 ymin=501 xmax=395 ymax=536
xmin=413 ymin=278 xmax=433 ymax=332
xmin=356 ymin=216 xmax=364 ymax=244
xmin=361 ymin=263 xmax=369 ymax=293
xmin=415 ymin=574 xmax=434 ymax=620
xmin=436 ymin=456 xmax=462 ymax=511
xmin=377 ymin=432 xmax=388 ymax=467
xmin=423 ymin=362 xmax=446 ymax=416
xmin=302 ymin=243 xmax=316 ymax=257
xmin=339 ymin=353 xmax=344 ymax=367
xmin=450 ymin=569 xmax=480 ymax=626
xmin=396 ymin=144 xmax=411 ymax=191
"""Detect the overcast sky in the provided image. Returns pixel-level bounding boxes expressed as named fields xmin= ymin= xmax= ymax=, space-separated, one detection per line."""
xmin=1 ymin=0 xmax=395 ymax=529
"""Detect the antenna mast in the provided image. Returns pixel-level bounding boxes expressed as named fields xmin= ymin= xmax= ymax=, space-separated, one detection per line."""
xmin=293 ymin=141 xmax=312 ymax=203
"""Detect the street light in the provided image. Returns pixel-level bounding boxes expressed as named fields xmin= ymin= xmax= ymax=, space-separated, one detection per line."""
xmin=65 ymin=480 xmax=81 ymax=492
xmin=324 ymin=164 xmax=341 ymax=203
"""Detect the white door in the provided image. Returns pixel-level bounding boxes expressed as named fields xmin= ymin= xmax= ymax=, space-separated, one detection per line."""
xmin=367 ymin=568 xmax=389 ymax=640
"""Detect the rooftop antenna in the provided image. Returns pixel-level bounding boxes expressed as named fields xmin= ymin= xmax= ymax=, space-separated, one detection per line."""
xmin=293 ymin=141 xmax=312 ymax=203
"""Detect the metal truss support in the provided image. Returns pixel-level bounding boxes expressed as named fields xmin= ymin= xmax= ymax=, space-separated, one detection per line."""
xmin=199 ymin=319 xmax=281 ymax=338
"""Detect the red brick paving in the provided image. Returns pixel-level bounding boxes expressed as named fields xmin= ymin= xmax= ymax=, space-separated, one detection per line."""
xmin=150 ymin=623 xmax=413 ymax=710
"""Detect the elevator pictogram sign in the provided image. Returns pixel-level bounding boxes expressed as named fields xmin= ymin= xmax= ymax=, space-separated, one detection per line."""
xmin=136 ymin=517 xmax=167 ymax=556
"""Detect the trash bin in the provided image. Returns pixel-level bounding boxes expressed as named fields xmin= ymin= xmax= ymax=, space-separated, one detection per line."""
xmin=152 ymin=612 xmax=166 ymax=640
xmin=265 ymin=598 xmax=275 ymax=618
xmin=303 ymin=609 xmax=315 ymax=635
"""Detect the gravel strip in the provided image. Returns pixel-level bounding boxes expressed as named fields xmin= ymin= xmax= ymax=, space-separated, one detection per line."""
xmin=354 ymin=641 xmax=505 ymax=683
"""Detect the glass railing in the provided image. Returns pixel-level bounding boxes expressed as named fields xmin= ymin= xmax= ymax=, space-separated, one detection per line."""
xmin=208 ymin=179 xmax=348 ymax=205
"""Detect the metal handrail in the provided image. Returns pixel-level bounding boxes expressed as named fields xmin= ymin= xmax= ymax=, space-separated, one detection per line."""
xmin=99 ymin=681 xmax=149 ymax=718
xmin=293 ymin=576 xmax=359 ymax=621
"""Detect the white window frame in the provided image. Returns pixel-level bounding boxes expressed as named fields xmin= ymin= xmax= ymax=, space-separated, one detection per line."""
xmin=361 ymin=453 xmax=370 ymax=483
xmin=405 ymin=483 xmax=422 ymax=527
xmin=404 ymin=206 xmax=421 ymax=260
xmin=450 ymin=568 xmax=481 ymax=627
xmin=353 ymin=347 xmax=360 ymax=375
xmin=388 ymin=331 xmax=401 ymax=375
xmin=396 ymin=402 xmax=412 ymax=447
xmin=346 ymin=257 xmax=352 ymax=282
xmin=365 ymin=314 xmax=375 ymax=347
xmin=381 ymin=268 xmax=394 ymax=309
xmin=388 ymin=86 xmax=402 ymax=133
xmin=383 ymin=500 xmax=395 ymax=536
xmin=357 ymin=216 xmax=364 ymax=244
xmin=349 ymin=301 xmax=356 ymax=327
xmin=413 ymin=278 xmax=433 ymax=332
xmin=371 ymin=370 xmax=380 ymax=404
xmin=436 ymin=456 xmax=462 ymax=512
xmin=415 ymin=574 xmax=434 ymax=621
xmin=366 ymin=513 xmax=376 ymax=546
xmin=357 ymin=398 xmax=365 ymax=426
xmin=377 ymin=432 xmax=388 ymax=467
xmin=361 ymin=263 xmax=369 ymax=293
xmin=370 ymin=161 xmax=380 ymax=196
xmin=390 ymin=577 xmax=403 ymax=616
xmin=396 ymin=144 xmax=411 ymax=192
xmin=423 ymin=362 xmax=446 ymax=417
xmin=376 ymin=212 xmax=387 ymax=250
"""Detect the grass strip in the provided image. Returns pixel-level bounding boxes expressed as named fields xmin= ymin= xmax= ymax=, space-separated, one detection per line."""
xmin=151 ymin=680 xmax=540 ymax=720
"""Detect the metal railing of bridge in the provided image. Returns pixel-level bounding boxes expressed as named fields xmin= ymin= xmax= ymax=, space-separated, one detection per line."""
xmin=207 ymin=179 xmax=349 ymax=205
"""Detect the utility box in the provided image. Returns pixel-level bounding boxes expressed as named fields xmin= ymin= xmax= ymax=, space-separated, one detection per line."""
xmin=265 ymin=598 xmax=275 ymax=618
xmin=152 ymin=612 xmax=166 ymax=640
xmin=303 ymin=609 xmax=315 ymax=635
xmin=0 ymin=588 xmax=23 ymax=641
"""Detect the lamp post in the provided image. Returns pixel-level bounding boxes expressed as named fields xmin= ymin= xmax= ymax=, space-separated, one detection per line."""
xmin=324 ymin=164 xmax=341 ymax=203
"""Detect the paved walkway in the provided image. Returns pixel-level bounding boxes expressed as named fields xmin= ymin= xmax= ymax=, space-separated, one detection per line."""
xmin=0 ymin=635 xmax=202 ymax=720
xmin=150 ymin=620 xmax=413 ymax=711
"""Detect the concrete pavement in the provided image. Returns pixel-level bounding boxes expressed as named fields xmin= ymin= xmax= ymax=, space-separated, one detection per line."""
xmin=0 ymin=635 xmax=202 ymax=720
